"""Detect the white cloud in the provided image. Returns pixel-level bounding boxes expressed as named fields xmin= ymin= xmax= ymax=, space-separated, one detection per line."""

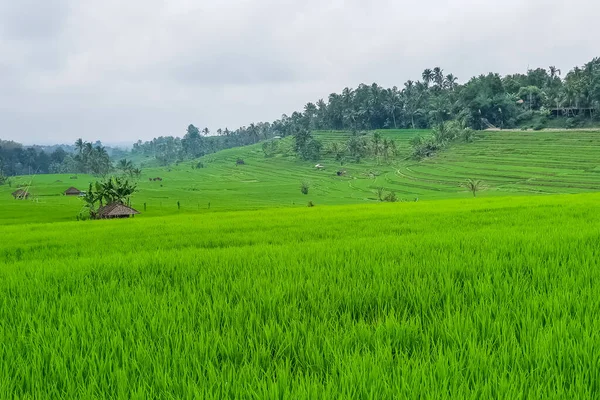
xmin=0 ymin=0 xmax=598 ymax=144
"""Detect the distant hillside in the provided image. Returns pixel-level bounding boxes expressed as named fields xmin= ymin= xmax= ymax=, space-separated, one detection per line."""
xmin=2 ymin=129 xmax=599 ymax=225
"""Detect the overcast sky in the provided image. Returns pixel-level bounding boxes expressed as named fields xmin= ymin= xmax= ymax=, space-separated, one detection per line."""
xmin=1 ymin=0 xmax=598 ymax=145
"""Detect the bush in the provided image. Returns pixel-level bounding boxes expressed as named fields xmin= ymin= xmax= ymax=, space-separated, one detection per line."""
xmin=565 ymin=118 xmax=576 ymax=129
xmin=383 ymin=191 xmax=398 ymax=202
xmin=461 ymin=128 xmax=476 ymax=143
xmin=236 ymin=158 xmax=245 ymax=165
xmin=533 ymin=122 xmax=545 ymax=131
xmin=376 ymin=187 xmax=385 ymax=201
xmin=300 ymin=181 xmax=310 ymax=195
xmin=195 ymin=162 xmax=204 ymax=169
xmin=307 ymin=201 xmax=315 ymax=207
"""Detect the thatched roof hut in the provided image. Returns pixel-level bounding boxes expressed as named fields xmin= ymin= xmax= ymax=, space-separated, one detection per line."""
xmin=64 ymin=187 xmax=82 ymax=196
xmin=12 ymin=189 xmax=30 ymax=199
xmin=96 ymin=203 xmax=140 ymax=219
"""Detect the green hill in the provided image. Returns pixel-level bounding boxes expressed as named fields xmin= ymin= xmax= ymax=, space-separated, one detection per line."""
xmin=1 ymin=129 xmax=599 ymax=224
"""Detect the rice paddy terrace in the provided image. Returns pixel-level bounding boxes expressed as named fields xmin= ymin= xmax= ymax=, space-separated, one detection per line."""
xmin=395 ymin=130 xmax=600 ymax=196
xmin=0 ymin=129 xmax=599 ymax=225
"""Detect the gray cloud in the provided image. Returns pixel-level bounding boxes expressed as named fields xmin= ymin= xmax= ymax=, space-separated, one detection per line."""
xmin=0 ymin=0 xmax=598 ymax=145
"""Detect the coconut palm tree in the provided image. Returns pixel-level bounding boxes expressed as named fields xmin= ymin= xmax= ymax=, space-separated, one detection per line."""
xmin=444 ymin=74 xmax=458 ymax=90
xmin=422 ymin=69 xmax=434 ymax=86
xmin=75 ymin=138 xmax=84 ymax=155
xmin=433 ymin=67 xmax=444 ymax=88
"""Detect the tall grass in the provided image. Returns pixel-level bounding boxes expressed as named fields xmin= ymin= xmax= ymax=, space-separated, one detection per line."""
xmin=0 ymin=194 xmax=599 ymax=398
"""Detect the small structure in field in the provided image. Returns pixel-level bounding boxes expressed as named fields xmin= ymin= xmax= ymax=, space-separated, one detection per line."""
xmin=64 ymin=187 xmax=82 ymax=196
xmin=315 ymin=164 xmax=325 ymax=170
xmin=96 ymin=203 xmax=140 ymax=219
xmin=12 ymin=189 xmax=30 ymax=200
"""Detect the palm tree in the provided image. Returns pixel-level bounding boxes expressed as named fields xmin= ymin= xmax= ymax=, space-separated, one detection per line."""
xmin=75 ymin=138 xmax=84 ymax=155
xmin=97 ymin=177 xmax=137 ymax=206
xmin=444 ymin=74 xmax=458 ymax=90
xmin=383 ymin=87 xmax=402 ymax=128
xmin=248 ymin=123 xmax=260 ymax=143
xmin=422 ymin=69 xmax=434 ymax=86
xmin=433 ymin=67 xmax=444 ymax=88
xmin=462 ymin=179 xmax=484 ymax=197
xmin=118 ymin=159 xmax=134 ymax=175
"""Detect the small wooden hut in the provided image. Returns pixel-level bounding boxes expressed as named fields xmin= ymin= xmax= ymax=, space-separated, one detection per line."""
xmin=96 ymin=203 xmax=140 ymax=219
xmin=64 ymin=187 xmax=82 ymax=196
xmin=12 ymin=189 xmax=30 ymax=200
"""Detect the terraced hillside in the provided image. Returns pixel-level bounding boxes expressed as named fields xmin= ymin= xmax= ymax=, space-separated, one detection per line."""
xmin=394 ymin=130 xmax=600 ymax=197
xmin=1 ymin=129 xmax=599 ymax=224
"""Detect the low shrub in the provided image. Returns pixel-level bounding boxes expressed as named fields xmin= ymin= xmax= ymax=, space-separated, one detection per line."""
xmin=300 ymin=181 xmax=310 ymax=195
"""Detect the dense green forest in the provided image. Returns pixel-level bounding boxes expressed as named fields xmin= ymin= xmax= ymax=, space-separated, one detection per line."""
xmin=2 ymin=58 xmax=599 ymax=176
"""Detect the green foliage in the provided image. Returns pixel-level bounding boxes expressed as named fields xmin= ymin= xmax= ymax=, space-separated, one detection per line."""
xmin=375 ymin=187 xmax=397 ymax=202
xmin=517 ymin=86 xmax=545 ymax=110
xmin=73 ymin=139 xmax=111 ymax=176
xmin=117 ymin=159 xmax=142 ymax=178
xmin=462 ymin=179 xmax=485 ymax=197
xmin=376 ymin=187 xmax=385 ymax=201
xmin=411 ymin=122 xmax=477 ymax=159
xmin=300 ymin=181 xmax=310 ymax=195
xmin=293 ymin=128 xmax=323 ymax=161
xmin=383 ymin=191 xmax=398 ymax=202
xmin=262 ymin=140 xmax=280 ymax=158
xmin=80 ymin=177 xmax=137 ymax=219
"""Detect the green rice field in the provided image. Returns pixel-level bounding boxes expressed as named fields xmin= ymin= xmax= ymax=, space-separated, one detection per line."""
xmin=1 ymin=194 xmax=599 ymax=398
xmin=1 ymin=129 xmax=600 ymax=397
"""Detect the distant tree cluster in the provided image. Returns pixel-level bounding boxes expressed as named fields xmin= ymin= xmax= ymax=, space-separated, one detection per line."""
xmin=72 ymin=139 xmax=111 ymax=176
xmin=410 ymin=121 xmax=475 ymax=159
xmin=0 ymin=138 xmax=142 ymax=178
xmin=0 ymin=139 xmax=132 ymax=177
xmin=0 ymin=139 xmax=61 ymax=176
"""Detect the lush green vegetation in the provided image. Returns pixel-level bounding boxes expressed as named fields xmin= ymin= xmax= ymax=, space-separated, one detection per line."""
xmin=2 ymin=129 xmax=599 ymax=225
xmin=1 ymin=193 xmax=599 ymax=398
xmin=0 ymin=139 xmax=123 ymax=176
